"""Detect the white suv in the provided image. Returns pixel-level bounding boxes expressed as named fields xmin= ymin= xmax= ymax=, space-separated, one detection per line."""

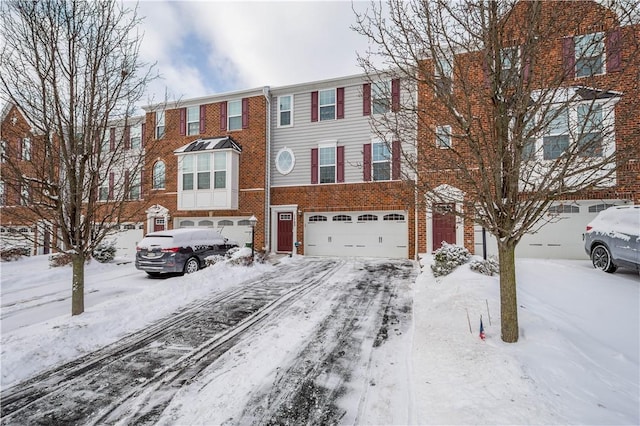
xmin=583 ymin=205 xmax=640 ymax=273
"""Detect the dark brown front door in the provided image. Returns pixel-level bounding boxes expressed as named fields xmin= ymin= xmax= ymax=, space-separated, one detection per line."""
xmin=277 ymin=212 xmax=293 ymax=252
xmin=432 ymin=203 xmax=456 ymax=251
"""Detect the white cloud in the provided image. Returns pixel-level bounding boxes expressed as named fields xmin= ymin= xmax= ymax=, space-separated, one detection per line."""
xmin=135 ymin=1 xmax=371 ymax=103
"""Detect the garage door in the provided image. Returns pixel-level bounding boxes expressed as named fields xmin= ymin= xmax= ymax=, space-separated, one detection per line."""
xmin=177 ymin=217 xmax=253 ymax=246
xmin=474 ymin=200 xmax=627 ymax=260
xmin=305 ymin=211 xmax=408 ymax=258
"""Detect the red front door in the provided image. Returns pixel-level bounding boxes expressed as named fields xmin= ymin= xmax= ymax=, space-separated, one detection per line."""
xmin=432 ymin=204 xmax=456 ymax=251
xmin=154 ymin=218 xmax=166 ymax=232
xmin=277 ymin=212 xmax=293 ymax=252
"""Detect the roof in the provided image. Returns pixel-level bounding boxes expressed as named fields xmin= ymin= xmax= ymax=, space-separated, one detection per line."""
xmin=173 ymin=136 xmax=243 ymax=154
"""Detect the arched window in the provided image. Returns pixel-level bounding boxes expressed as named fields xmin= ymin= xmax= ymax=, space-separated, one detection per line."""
xmin=153 ymin=161 xmax=165 ymax=189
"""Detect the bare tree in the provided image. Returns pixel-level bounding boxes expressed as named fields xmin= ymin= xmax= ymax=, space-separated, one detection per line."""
xmin=354 ymin=0 xmax=639 ymax=342
xmin=0 ymin=0 xmax=157 ymax=315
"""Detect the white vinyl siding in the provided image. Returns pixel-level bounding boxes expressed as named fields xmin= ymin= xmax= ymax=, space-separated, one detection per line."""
xmin=270 ymin=78 xmax=413 ymax=187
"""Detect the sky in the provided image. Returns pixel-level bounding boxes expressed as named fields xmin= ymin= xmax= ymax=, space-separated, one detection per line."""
xmin=135 ymin=1 xmax=372 ymax=105
xmin=1 ymin=251 xmax=638 ymax=424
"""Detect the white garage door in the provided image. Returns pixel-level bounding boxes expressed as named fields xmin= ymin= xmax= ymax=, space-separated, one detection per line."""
xmin=108 ymin=224 xmax=144 ymax=259
xmin=305 ymin=211 xmax=408 ymax=258
xmin=474 ymin=200 xmax=628 ymax=260
xmin=176 ymin=217 xmax=253 ymax=246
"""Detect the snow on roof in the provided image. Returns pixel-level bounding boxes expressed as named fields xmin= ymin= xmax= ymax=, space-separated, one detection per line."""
xmin=174 ymin=136 xmax=242 ymax=154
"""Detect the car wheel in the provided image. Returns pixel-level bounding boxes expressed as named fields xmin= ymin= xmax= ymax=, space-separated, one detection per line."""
xmin=591 ymin=245 xmax=617 ymax=273
xmin=184 ymin=257 xmax=199 ymax=274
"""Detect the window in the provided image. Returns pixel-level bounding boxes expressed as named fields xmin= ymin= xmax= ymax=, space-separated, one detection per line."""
xmin=276 ymin=148 xmax=295 ymax=175
xmin=372 ymin=81 xmax=390 ymax=114
xmin=187 ymin=106 xmax=200 ymax=135
xmin=130 ymin=125 xmax=141 ymax=149
xmin=218 ymin=220 xmax=234 ymax=227
xmin=197 ymin=153 xmax=210 ymax=190
xmin=155 ymin=110 xmax=165 ymax=139
xmin=500 ymin=46 xmax=520 ymax=82
xmin=543 ymin=108 xmax=569 ymax=160
xmin=577 ymin=104 xmax=603 ymax=157
xmin=0 ymin=140 xmax=5 ymax=163
xmin=0 ymin=181 xmax=4 ymax=206
xmin=436 ymin=126 xmax=452 ymax=149
xmin=333 ymin=215 xmax=352 ymax=222
xmin=182 ymin=156 xmax=194 ymax=190
xmin=384 ymin=214 xmax=405 ymax=221
xmin=319 ymin=89 xmax=336 ymax=121
xmin=20 ymin=184 xmax=29 ymax=205
xmin=22 ymin=138 xmax=31 ymax=161
xmin=575 ymin=32 xmax=604 ymax=77
xmin=214 ymin=152 xmax=226 ymax=189
xmin=153 ymin=161 xmax=166 ymax=189
xmin=308 ymin=215 xmax=327 ymax=222
xmin=129 ymin=173 xmax=141 ymax=200
xmin=180 ymin=220 xmax=195 ymax=227
xmin=238 ymin=219 xmax=251 ymax=226
xmin=278 ymin=95 xmax=293 ymax=127
xmin=548 ymin=204 xmax=579 ymax=214
xmin=319 ymin=145 xmax=336 ymax=183
xmin=199 ymin=220 xmax=213 ymax=227
xmin=372 ymin=141 xmax=391 ymax=181
xmin=228 ymin=100 xmax=242 ymax=130
xmin=589 ymin=203 xmax=615 ymax=213
xmin=434 ymin=55 xmax=453 ymax=95
xmin=358 ymin=214 xmax=378 ymax=221
xmin=99 ymin=182 xmax=109 ymax=201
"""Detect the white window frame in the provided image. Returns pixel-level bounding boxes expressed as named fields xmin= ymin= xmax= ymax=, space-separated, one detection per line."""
xmin=542 ymin=107 xmax=569 ymax=160
xmin=500 ymin=46 xmax=520 ymax=80
xmin=156 ymin=110 xmax=165 ymax=139
xmin=187 ymin=106 xmax=200 ymax=136
xmin=129 ymin=172 xmax=141 ymax=200
xmin=434 ymin=54 xmax=453 ymax=95
xmin=436 ymin=125 xmax=452 ymax=149
xmin=276 ymin=147 xmax=295 ymax=175
xmin=319 ymin=89 xmax=336 ymax=121
xmin=575 ymin=32 xmax=605 ymax=78
xmin=372 ymin=81 xmax=391 ymax=115
xmin=228 ymin=100 xmax=242 ymax=131
xmin=0 ymin=180 xmax=5 ymax=206
xmin=22 ymin=138 xmax=31 ymax=161
xmin=153 ymin=160 xmax=165 ymax=189
xmin=196 ymin=153 xmax=211 ymax=190
xmin=20 ymin=184 xmax=29 ymax=205
xmin=278 ymin=95 xmax=293 ymax=127
xmin=318 ymin=141 xmax=336 ymax=184
xmin=372 ymin=140 xmax=391 ymax=181
xmin=213 ymin=152 xmax=227 ymax=189
xmin=130 ymin=124 xmax=141 ymax=149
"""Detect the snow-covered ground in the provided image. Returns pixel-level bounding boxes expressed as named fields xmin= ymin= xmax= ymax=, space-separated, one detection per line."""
xmin=1 ymin=253 xmax=638 ymax=424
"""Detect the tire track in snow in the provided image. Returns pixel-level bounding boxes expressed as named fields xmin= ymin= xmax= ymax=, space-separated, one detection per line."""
xmin=0 ymin=258 xmax=343 ymax=425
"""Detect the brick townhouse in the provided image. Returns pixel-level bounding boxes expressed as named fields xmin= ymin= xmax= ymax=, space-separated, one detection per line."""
xmin=416 ymin=0 xmax=639 ymax=259
xmin=2 ymin=0 xmax=637 ymax=261
xmin=139 ymin=88 xmax=269 ymax=252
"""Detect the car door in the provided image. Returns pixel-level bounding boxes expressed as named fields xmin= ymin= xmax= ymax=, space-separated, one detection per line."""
xmin=614 ymin=209 xmax=640 ymax=265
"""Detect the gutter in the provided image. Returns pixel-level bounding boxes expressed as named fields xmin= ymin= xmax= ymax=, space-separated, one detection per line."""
xmin=263 ymin=86 xmax=271 ymax=253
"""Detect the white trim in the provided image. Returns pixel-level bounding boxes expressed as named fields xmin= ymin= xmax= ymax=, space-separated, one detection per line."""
xmin=277 ymin=94 xmax=294 ymax=128
xmin=270 ymin=204 xmax=298 ymax=255
xmin=275 ymin=147 xmax=295 ymax=175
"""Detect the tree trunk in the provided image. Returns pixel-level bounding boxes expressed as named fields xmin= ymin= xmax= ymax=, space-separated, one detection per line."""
xmin=497 ymin=241 xmax=519 ymax=343
xmin=71 ymin=254 xmax=85 ymax=316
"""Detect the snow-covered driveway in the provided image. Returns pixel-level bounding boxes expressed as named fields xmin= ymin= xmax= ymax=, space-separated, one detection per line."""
xmin=1 ymin=257 xmax=417 ymax=425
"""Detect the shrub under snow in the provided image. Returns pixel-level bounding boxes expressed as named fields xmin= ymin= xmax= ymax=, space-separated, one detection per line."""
xmin=469 ymin=256 xmax=500 ymax=276
xmin=431 ymin=242 xmax=471 ymax=277
xmin=92 ymin=241 xmax=117 ymax=263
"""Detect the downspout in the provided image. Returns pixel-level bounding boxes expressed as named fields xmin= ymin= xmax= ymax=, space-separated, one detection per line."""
xmin=263 ymin=86 xmax=271 ymax=253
